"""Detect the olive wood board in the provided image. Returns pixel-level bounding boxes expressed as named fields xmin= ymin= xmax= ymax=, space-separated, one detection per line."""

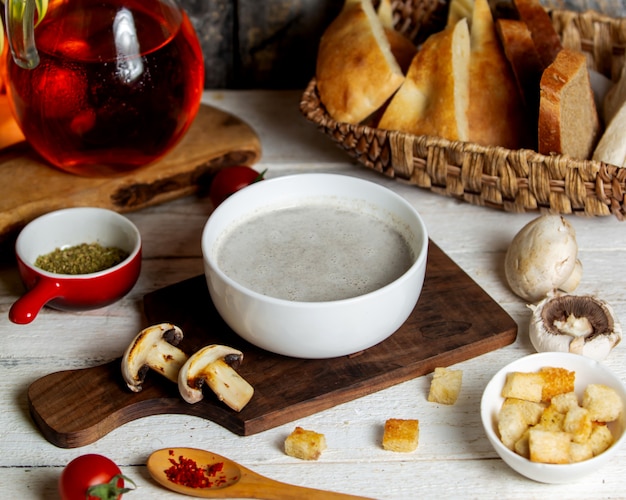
xmin=27 ymin=241 xmax=517 ymax=448
xmin=0 ymin=104 xmax=261 ymax=242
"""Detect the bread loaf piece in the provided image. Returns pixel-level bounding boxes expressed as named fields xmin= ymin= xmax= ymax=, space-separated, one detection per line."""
xmin=447 ymin=0 xmax=474 ymax=27
xmin=316 ymin=0 xmax=405 ymax=124
xmin=538 ymin=49 xmax=600 ymax=159
xmin=496 ymin=19 xmax=543 ymax=118
xmin=592 ymin=62 xmax=626 ymax=166
xmin=513 ymin=0 xmax=562 ymax=69
xmin=466 ymin=0 xmax=527 ymax=149
xmin=378 ymin=18 xmax=470 ymax=141
xmin=593 ymin=104 xmax=626 ymax=166
xmin=385 ymin=28 xmax=418 ymax=74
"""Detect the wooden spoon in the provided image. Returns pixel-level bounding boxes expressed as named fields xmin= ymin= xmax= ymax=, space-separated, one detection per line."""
xmin=147 ymin=447 xmax=374 ymax=499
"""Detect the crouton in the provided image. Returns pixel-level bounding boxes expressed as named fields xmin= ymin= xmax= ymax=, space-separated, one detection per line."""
xmin=382 ymin=418 xmax=419 ymax=452
xmin=502 ymin=397 xmax=545 ymax=425
xmin=563 ymin=406 xmax=592 ymax=444
xmin=582 ymin=384 xmax=624 ymax=423
xmin=501 ymin=371 xmax=544 ymax=402
xmin=498 ymin=402 xmax=531 ymax=450
xmin=428 ymin=367 xmax=463 ymax=405
xmin=513 ymin=429 xmax=531 ymax=458
xmin=284 ymin=427 xmax=327 ymax=460
xmin=539 ymin=367 xmax=575 ymax=402
xmin=537 ymin=404 xmax=566 ymax=432
xmin=550 ymin=391 xmax=580 ymax=413
xmin=588 ymin=424 xmax=614 ymax=456
xmin=570 ymin=441 xmax=593 ymax=463
xmin=528 ymin=428 xmax=571 ymax=464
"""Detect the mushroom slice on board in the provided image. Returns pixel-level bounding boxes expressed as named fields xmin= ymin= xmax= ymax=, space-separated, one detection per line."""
xmin=529 ymin=294 xmax=622 ymax=361
xmin=121 ymin=323 xmax=189 ymax=392
xmin=178 ymin=344 xmax=254 ymax=411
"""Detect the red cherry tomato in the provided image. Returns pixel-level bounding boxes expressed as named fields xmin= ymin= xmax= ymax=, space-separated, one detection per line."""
xmin=209 ymin=166 xmax=266 ymax=208
xmin=59 ymin=454 xmax=135 ymax=500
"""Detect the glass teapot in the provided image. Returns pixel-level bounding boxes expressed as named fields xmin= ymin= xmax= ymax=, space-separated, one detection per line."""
xmin=2 ymin=0 xmax=204 ymax=176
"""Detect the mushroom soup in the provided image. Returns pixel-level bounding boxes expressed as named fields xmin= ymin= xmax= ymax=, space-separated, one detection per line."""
xmin=215 ymin=202 xmax=415 ymax=302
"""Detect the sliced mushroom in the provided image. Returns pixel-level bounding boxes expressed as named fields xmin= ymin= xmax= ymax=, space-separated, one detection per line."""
xmin=505 ymin=215 xmax=582 ymax=303
xmin=529 ymin=294 xmax=622 ymax=361
xmin=178 ymin=344 xmax=254 ymax=411
xmin=121 ymin=323 xmax=189 ymax=392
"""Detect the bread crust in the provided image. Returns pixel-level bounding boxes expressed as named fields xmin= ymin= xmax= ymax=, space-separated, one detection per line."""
xmin=496 ymin=18 xmax=544 ymax=149
xmin=467 ymin=0 xmax=527 ymax=149
xmin=538 ymin=48 xmax=600 ymax=159
xmin=513 ymin=0 xmax=562 ymax=69
xmin=316 ymin=0 xmax=404 ymax=124
xmin=378 ymin=18 xmax=470 ymax=140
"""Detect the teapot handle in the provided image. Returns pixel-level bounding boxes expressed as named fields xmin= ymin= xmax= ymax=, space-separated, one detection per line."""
xmin=4 ymin=0 xmax=40 ymax=69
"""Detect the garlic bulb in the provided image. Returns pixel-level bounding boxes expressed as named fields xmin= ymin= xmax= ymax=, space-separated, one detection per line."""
xmin=529 ymin=294 xmax=622 ymax=361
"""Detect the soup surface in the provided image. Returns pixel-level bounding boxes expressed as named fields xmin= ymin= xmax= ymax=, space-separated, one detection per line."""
xmin=215 ymin=203 xmax=414 ymax=301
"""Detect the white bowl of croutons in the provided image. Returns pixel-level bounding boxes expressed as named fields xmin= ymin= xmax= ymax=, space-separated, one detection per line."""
xmin=480 ymin=352 xmax=626 ymax=483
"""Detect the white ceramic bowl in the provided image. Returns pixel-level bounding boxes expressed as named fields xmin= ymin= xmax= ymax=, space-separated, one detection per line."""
xmin=201 ymin=173 xmax=428 ymax=359
xmin=481 ymin=352 xmax=626 ymax=483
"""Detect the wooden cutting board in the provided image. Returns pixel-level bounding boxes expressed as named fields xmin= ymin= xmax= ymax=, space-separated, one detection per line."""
xmin=27 ymin=241 xmax=517 ymax=448
xmin=0 ymin=104 xmax=261 ymax=242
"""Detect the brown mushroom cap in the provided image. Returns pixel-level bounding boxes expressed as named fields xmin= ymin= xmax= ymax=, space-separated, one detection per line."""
xmin=529 ymin=294 xmax=622 ymax=361
xmin=542 ymin=295 xmax=613 ymax=340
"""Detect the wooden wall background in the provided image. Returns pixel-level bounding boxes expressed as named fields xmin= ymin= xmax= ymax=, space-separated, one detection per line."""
xmin=177 ymin=0 xmax=626 ymax=89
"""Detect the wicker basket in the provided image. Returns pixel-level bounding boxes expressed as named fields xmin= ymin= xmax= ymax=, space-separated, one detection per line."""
xmin=300 ymin=1 xmax=626 ymax=219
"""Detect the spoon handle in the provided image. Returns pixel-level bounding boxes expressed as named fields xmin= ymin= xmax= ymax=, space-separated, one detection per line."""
xmin=236 ymin=470 xmax=375 ymax=500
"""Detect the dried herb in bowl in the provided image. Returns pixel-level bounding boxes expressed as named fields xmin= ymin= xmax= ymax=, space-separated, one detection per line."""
xmin=35 ymin=243 xmax=129 ymax=274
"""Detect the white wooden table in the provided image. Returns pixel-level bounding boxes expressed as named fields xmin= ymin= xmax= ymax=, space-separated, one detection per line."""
xmin=1 ymin=90 xmax=625 ymax=499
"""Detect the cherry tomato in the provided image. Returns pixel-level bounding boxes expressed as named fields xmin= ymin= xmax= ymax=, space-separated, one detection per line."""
xmin=59 ymin=454 xmax=135 ymax=500
xmin=209 ymin=165 xmax=266 ymax=208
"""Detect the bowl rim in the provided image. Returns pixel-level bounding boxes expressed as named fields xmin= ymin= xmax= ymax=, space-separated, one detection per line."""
xmin=480 ymin=351 xmax=626 ymax=472
xmin=202 ymin=173 xmax=429 ymax=307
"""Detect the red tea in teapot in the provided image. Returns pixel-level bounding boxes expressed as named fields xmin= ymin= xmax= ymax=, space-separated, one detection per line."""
xmin=5 ymin=0 xmax=204 ymax=175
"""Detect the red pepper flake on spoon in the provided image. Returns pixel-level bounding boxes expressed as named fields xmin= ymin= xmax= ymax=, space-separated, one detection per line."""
xmin=164 ymin=449 xmax=232 ymax=489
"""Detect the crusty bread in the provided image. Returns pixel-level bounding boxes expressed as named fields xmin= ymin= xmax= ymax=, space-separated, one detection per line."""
xmin=593 ymin=104 xmax=626 ymax=166
xmin=384 ymin=28 xmax=417 ymax=74
xmin=382 ymin=418 xmax=419 ymax=452
xmin=466 ymin=0 xmax=527 ymax=149
xmin=496 ymin=18 xmax=544 ymax=141
xmin=427 ymin=367 xmax=463 ymax=405
xmin=378 ymin=18 xmax=470 ymax=141
xmin=377 ymin=0 xmax=393 ymax=28
xmin=284 ymin=426 xmax=327 ymax=460
xmin=447 ymin=0 xmax=474 ymax=27
xmin=513 ymin=0 xmax=562 ymax=69
xmin=538 ymin=48 xmax=600 ymax=159
xmin=316 ymin=0 xmax=405 ymax=124
xmin=594 ymin=65 xmax=626 ymax=166
xmin=603 ymin=63 xmax=626 ymax=125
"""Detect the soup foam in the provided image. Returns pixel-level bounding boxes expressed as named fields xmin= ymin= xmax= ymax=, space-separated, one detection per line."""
xmin=215 ymin=202 xmax=415 ymax=302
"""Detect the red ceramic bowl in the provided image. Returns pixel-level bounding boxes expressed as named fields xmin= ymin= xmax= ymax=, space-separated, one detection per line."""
xmin=9 ymin=207 xmax=142 ymax=324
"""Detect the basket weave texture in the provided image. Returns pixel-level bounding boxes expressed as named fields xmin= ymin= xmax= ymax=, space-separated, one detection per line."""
xmin=300 ymin=1 xmax=626 ymax=219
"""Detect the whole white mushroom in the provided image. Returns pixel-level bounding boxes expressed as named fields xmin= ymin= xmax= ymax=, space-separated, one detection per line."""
xmin=504 ymin=215 xmax=582 ymax=303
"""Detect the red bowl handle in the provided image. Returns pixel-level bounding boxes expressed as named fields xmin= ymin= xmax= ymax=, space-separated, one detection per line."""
xmin=9 ymin=279 xmax=62 ymax=324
